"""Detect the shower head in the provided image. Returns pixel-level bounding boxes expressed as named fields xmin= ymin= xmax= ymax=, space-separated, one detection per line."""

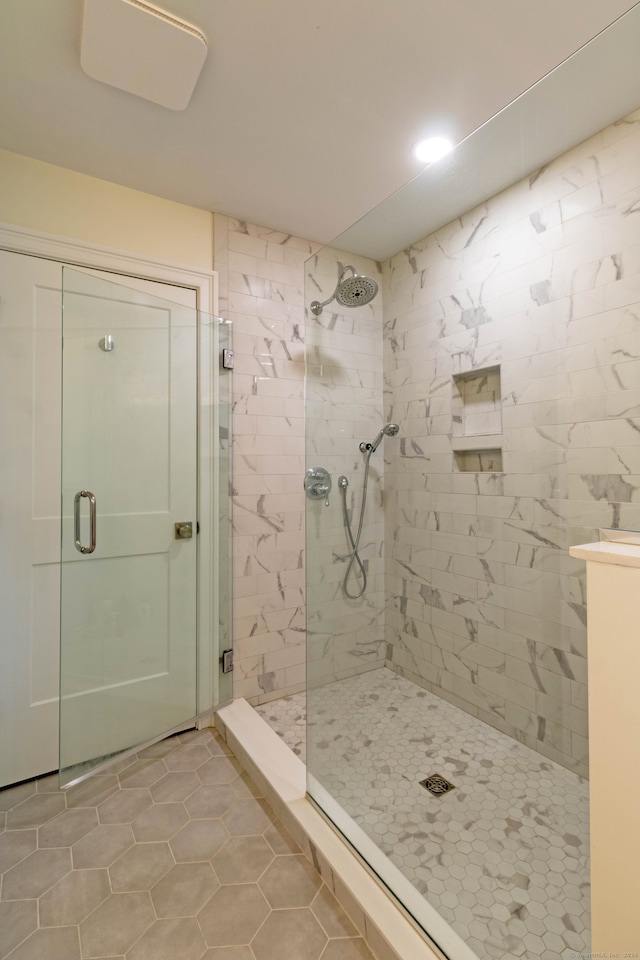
xmin=360 ymin=422 xmax=400 ymax=455
xmin=310 ymin=265 xmax=378 ymax=316
xmin=334 ymin=272 xmax=378 ymax=308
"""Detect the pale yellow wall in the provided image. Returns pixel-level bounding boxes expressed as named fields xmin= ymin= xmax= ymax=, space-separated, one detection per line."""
xmin=586 ymin=559 xmax=640 ymax=954
xmin=0 ymin=149 xmax=213 ymax=269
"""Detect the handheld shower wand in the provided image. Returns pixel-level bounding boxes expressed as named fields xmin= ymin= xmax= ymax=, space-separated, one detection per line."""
xmin=340 ymin=423 xmax=400 ymax=599
xmin=359 ymin=422 xmax=400 ymax=454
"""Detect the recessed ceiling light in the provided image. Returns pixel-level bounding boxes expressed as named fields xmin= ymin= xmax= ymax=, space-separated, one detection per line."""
xmin=413 ymin=137 xmax=454 ymax=164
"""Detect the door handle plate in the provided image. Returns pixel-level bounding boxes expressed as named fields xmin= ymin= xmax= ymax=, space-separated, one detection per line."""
xmin=175 ymin=522 xmax=193 ymax=540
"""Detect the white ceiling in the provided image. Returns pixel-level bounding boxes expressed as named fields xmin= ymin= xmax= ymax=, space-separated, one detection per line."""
xmin=0 ymin=0 xmax=638 ymax=251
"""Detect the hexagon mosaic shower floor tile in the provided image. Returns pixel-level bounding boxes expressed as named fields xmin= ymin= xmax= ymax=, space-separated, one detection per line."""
xmin=256 ymin=668 xmax=590 ymax=960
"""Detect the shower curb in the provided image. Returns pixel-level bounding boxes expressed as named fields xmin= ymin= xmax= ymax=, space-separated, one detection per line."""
xmin=215 ymin=698 xmax=446 ymax=960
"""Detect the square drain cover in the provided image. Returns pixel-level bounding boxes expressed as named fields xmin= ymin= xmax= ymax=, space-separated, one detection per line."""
xmin=419 ymin=774 xmax=455 ymax=797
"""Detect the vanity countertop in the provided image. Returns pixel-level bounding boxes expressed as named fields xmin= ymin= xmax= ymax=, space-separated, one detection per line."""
xmin=570 ymin=529 xmax=640 ymax=567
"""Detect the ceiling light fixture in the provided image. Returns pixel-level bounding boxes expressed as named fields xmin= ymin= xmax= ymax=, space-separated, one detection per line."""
xmin=413 ymin=137 xmax=454 ymax=164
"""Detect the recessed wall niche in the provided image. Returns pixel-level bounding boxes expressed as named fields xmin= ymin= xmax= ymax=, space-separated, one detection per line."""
xmin=452 ymin=365 xmax=503 ymax=472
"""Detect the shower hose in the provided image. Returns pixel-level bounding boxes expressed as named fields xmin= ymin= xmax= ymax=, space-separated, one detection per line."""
xmin=339 ymin=451 xmax=373 ymax=599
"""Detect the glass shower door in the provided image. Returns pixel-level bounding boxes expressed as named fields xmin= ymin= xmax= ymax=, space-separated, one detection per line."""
xmin=59 ymin=268 xmax=199 ymax=786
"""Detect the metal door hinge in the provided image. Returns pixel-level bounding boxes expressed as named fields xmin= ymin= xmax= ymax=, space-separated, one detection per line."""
xmin=222 ymin=349 xmax=234 ymax=370
xmin=221 ymin=649 xmax=234 ymax=674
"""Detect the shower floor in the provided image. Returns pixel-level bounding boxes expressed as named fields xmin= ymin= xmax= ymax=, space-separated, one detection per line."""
xmin=255 ymin=668 xmax=590 ymax=960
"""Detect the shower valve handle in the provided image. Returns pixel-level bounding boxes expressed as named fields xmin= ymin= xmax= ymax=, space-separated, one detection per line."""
xmin=304 ymin=467 xmax=332 ymax=505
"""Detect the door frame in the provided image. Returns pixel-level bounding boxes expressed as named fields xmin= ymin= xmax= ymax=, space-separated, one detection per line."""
xmin=0 ymin=221 xmax=228 ymax=736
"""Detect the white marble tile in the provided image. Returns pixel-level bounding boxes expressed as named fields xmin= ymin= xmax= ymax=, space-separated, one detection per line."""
xmin=381 ymin=109 xmax=640 ymax=781
xmin=213 ymin=217 xmax=325 ymax=703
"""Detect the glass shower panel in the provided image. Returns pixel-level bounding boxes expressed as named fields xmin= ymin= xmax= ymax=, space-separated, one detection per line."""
xmin=59 ymin=268 xmax=231 ymax=786
xmin=206 ymin=313 xmax=234 ymax=708
xmin=305 ymin=246 xmax=476 ymax=960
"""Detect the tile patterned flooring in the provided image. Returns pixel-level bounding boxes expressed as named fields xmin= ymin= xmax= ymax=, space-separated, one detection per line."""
xmin=256 ymin=669 xmax=591 ymax=960
xmin=0 ymin=727 xmax=375 ymax=960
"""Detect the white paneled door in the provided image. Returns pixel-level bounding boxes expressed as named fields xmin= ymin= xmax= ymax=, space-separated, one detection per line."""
xmin=0 ymin=252 xmax=199 ymax=788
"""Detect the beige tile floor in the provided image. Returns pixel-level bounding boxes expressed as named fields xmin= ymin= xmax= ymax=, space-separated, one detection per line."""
xmin=0 ymin=727 xmax=375 ymax=960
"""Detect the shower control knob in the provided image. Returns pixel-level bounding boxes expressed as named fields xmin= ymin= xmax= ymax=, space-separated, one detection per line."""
xmin=304 ymin=467 xmax=332 ymax=504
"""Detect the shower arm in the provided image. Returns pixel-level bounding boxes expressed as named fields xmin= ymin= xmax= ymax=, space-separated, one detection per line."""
xmin=310 ymin=265 xmax=357 ymax=315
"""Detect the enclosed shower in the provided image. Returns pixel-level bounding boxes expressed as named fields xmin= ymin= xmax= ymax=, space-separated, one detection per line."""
xmin=289 ymin=11 xmax=640 ymax=960
xmin=304 ymin=234 xmax=592 ymax=960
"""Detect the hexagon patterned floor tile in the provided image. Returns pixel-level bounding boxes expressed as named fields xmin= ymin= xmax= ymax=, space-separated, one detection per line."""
xmin=256 ymin=668 xmax=591 ymax=960
xmin=0 ymin=727 xmax=374 ymax=960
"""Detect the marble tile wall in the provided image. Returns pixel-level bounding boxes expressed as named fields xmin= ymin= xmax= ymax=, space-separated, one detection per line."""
xmin=304 ymin=248 xmax=387 ymax=688
xmin=213 ymin=215 xmax=321 ymax=704
xmin=214 ymin=218 xmax=385 ymax=703
xmin=382 ymin=106 xmax=640 ymax=776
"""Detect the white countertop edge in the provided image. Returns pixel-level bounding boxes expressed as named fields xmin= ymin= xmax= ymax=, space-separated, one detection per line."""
xmin=570 ymin=540 xmax=640 ymax=567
